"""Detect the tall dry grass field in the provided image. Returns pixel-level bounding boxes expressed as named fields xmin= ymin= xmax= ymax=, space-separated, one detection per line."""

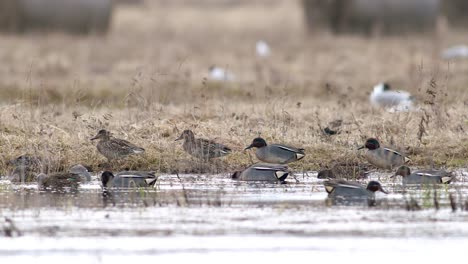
xmin=0 ymin=0 xmax=466 ymax=175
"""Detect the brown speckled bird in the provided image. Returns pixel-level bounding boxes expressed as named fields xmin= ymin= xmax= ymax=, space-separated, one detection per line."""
xmin=36 ymin=172 xmax=81 ymax=191
xmin=91 ymin=129 xmax=145 ymax=161
xmin=175 ymin=130 xmax=231 ymax=160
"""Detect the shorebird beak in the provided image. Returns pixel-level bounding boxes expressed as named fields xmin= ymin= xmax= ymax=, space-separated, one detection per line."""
xmin=244 ymin=144 xmax=254 ymax=150
xmin=174 ymin=135 xmax=183 ymax=141
xmin=90 ymin=135 xmax=99 ymax=140
xmin=357 ymin=146 xmax=365 ymax=150
xmin=390 ymin=174 xmax=396 ymax=178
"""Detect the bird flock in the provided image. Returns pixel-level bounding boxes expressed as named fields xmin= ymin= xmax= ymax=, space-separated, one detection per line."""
xmin=6 ymin=123 xmax=454 ymax=207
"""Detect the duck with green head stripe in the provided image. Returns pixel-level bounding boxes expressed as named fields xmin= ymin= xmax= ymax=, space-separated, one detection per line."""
xmin=324 ymin=180 xmax=388 ymax=206
xmin=358 ymin=138 xmax=409 ymax=170
xmin=393 ymin=166 xmax=454 ymax=185
xmin=245 ymin=137 xmax=305 ymax=164
xmin=232 ymin=163 xmax=289 ymax=183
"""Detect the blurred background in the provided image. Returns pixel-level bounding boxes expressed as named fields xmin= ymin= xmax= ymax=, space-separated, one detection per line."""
xmin=0 ymin=0 xmax=467 ymax=107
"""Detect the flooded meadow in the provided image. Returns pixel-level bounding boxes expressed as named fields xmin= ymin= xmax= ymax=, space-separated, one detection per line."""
xmin=1 ymin=170 xmax=468 ymax=263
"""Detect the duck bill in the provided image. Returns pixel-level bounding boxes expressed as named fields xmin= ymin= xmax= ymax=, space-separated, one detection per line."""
xmin=379 ymin=187 xmax=389 ymax=194
xmin=244 ymin=144 xmax=254 ymax=150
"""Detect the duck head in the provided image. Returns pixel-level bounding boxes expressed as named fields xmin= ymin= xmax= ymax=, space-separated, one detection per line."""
xmin=358 ymin=138 xmax=380 ymax=150
xmin=317 ymin=169 xmax=334 ymax=179
xmin=175 ymin=130 xmax=195 ymax=142
xmin=393 ymin=165 xmax=411 ymax=178
xmin=101 ymin=171 xmax=114 ymax=187
xmin=245 ymin=138 xmax=267 ymax=150
xmin=366 ymin=181 xmax=388 ymax=194
xmin=231 ymin=171 xmax=241 ymax=179
xmin=91 ymin=130 xmax=111 ymax=140
xmin=36 ymin=173 xmax=48 ymax=187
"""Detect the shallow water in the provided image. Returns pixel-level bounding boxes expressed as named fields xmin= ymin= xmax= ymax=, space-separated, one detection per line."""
xmin=1 ymin=170 xmax=468 ymax=263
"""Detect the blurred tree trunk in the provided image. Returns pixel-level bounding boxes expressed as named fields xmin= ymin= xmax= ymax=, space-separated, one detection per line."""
xmin=0 ymin=0 xmax=113 ymax=34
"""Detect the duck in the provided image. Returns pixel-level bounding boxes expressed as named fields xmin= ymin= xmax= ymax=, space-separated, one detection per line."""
xmin=324 ymin=180 xmax=388 ymax=206
xmin=358 ymin=138 xmax=409 ymax=170
xmin=231 ymin=163 xmax=289 ymax=182
xmin=101 ymin=170 xmax=158 ymax=189
xmin=69 ymin=164 xmax=92 ymax=182
xmin=36 ymin=172 xmax=82 ymax=191
xmin=8 ymin=155 xmax=42 ymax=182
xmin=245 ymin=137 xmax=305 ymax=164
xmin=317 ymin=161 xmax=370 ymax=180
xmin=393 ymin=165 xmax=454 ymax=185
xmin=175 ymin=130 xmax=231 ymax=160
xmin=91 ymin=129 xmax=145 ymax=161
xmin=370 ymin=82 xmax=414 ymax=112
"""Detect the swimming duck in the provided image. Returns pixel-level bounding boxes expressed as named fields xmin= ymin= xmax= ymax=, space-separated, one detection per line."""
xmin=101 ymin=170 xmax=158 ymax=189
xmin=358 ymin=138 xmax=409 ymax=170
xmin=91 ymin=129 xmax=145 ymax=161
xmin=324 ymin=180 xmax=388 ymax=206
xmin=36 ymin=172 xmax=82 ymax=191
xmin=370 ymin=82 xmax=414 ymax=112
xmin=231 ymin=163 xmax=289 ymax=182
xmin=393 ymin=165 xmax=454 ymax=185
xmin=318 ymin=161 xmax=370 ymax=180
xmin=69 ymin=164 xmax=92 ymax=182
xmin=175 ymin=130 xmax=231 ymax=160
xmin=245 ymin=137 xmax=305 ymax=164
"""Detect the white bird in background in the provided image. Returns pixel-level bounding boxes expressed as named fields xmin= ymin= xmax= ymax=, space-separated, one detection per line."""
xmin=442 ymin=45 xmax=468 ymax=60
xmin=208 ymin=65 xmax=235 ymax=82
xmin=370 ymin=82 xmax=414 ymax=112
xmin=256 ymin=40 xmax=271 ymax=57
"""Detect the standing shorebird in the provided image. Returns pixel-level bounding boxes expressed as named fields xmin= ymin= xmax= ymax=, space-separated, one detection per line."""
xmin=91 ymin=130 xmax=145 ymax=162
xmin=175 ymin=130 xmax=231 ymax=160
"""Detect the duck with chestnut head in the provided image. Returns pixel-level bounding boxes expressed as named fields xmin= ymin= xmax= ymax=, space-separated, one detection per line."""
xmin=324 ymin=180 xmax=388 ymax=206
xmin=358 ymin=138 xmax=409 ymax=170
xmin=245 ymin=137 xmax=305 ymax=164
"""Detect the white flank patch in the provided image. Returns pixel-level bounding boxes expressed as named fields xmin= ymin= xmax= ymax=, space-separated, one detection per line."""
xmin=275 ymin=171 xmax=287 ymax=179
xmin=145 ymin=178 xmax=157 ymax=185
xmin=325 ymin=185 xmax=335 ymax=193
xmin=441 ymin=176 xmax=452 ymax=184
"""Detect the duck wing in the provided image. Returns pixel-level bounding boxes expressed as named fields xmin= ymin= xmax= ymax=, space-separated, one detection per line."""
xmin=109 ymin=138 xmax=145 ymax=153
xmin=383 ymin=147 xmax=410 ymax=162
xmin=197 ymin=138 xmax=231 ymax=154
xmin=275 ymin=144 xmax=304 ymax=154
xmin=324 ymin=180 xmax=362 ymax=193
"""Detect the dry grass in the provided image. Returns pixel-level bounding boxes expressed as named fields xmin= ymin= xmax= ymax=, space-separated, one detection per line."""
xmin=0 ymin=0 xmax=467 ymax=175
